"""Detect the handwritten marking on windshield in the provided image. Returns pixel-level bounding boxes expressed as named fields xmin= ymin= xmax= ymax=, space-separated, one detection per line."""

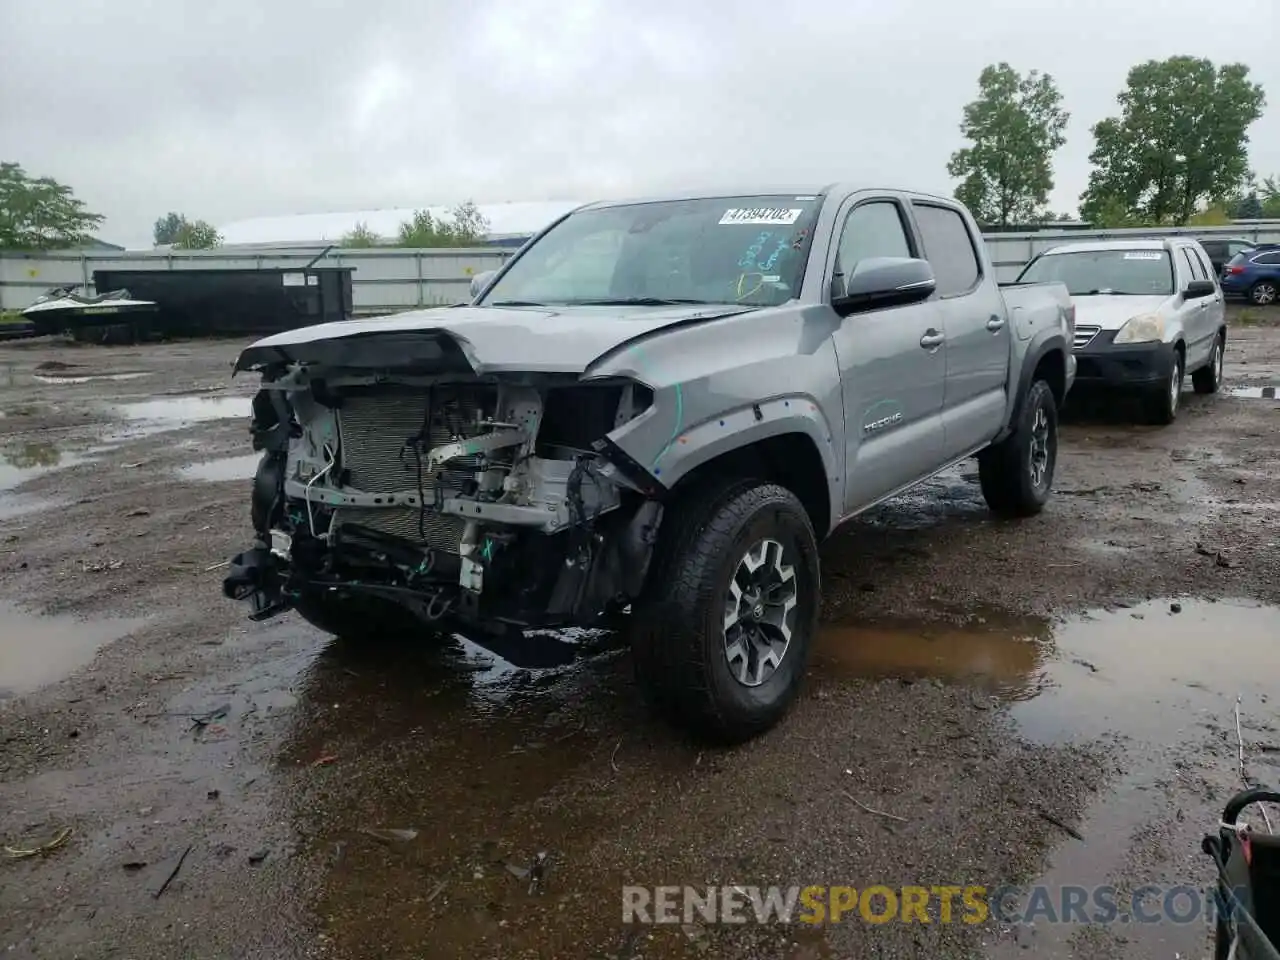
xmin=739 ymin=232 xmax=772 ymax=269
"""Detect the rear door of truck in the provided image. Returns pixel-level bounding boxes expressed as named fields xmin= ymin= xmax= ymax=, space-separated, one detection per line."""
xmin=906 ymin=199 xmax=1010 ymax=459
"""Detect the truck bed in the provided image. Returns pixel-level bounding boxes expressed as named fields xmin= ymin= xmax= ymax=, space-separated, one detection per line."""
xmin=999 ymin=280 xmax=1073 ymax=343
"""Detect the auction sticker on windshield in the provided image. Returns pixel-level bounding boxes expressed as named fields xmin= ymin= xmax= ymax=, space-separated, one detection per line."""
xmin=719 ymin=208 xmax=804 ymax=225
xmin=1123 ymin=252 xmax=1164 ymax=260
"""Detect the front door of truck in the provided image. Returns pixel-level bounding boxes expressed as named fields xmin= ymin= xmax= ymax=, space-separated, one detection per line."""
xmin=908 ymin=200 xmax=1011 ymax=459
xmin=826 ymin=196 xmax=946 ymax=516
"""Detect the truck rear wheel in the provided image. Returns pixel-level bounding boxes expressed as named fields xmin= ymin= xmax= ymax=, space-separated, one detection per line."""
xmin=630 ymin=479 xmax=820 ymax=743
xmin=978 ymin=378 xmax=1058 ymax=518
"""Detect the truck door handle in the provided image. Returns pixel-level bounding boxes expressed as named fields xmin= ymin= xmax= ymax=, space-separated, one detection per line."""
xmin=986 ymin=315 xmax=1005 ymax=332
xmin=919 ymin=330 xmax=945 ymax=349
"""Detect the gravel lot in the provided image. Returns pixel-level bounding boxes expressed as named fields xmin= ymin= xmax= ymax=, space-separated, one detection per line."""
xmin=1 ymin=309 xmax=1279 ymax=960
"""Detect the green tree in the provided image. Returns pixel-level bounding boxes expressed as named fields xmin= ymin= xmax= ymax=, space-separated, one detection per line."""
xmin=153 ymin=211 xmax=185 ymax=245
xmin=946 ymin=63 xmax=1069 ymax=227
xmin=340 ymin=221 xmax=381 ymax=247
xmin=155 ymin=212 xmax=222 ymax=248
xmin=1233 ymin=191 xmax=1264 ymax=220
xmin=1080 ymin=57 xmax=1266 ymax=226
xmin=396 ymin=201 xmax=490 ymax=247
xmin=1187 ymin=204 xmax=1234 ymax=226
xmin=173 ymin=219 xmax=221 ymax=249
xmin=1082 ymin=195 xmax=1147 ymax=229
xmin=0 ymin=162 xmax=104 ymax=250
xmin=1259 ymin=176 xmax=1280 ymax=218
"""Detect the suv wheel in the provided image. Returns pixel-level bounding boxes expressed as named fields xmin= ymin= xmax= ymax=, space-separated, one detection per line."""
xmin=977 ymin=378 xmax=1058 ymax=518
xmin=1143 ymin=349 xmax=1184 ymax=425
xmin=1250 ymin=281 xmax=1278 ymax=306
xmin=1192 ymin=333 xmax=1225 ymax=395
xmin=630 ymin=478 xmax=820 ymax=743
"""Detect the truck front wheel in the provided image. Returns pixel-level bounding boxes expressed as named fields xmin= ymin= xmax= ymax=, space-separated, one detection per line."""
xmin=630 ymin=479 xmax=821 ymax=743
xmin=977 ymin=378 xmax=1058 ymax=518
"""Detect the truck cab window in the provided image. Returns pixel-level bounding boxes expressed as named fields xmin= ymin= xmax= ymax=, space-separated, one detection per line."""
xmin=911 ymin=203 xmax=982 ymax=297
xmin=832 ymin=201 xmax=912 ymax=293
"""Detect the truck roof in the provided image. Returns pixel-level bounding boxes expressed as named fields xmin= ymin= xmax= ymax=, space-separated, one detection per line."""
xmin=575 ymin=183 xmax=961 ymax=211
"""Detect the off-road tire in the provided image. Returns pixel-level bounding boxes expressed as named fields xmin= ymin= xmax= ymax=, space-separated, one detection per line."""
xmin=1143 ymin=348 xmax=1184 ymax=426
xmin=1192 ymin=333 xmax=1225 ymax=395
xmin=292 ymin=588 xmax=443 ymax=643
xmin=630 ymin=478 xmax=820 ymax=744
xmin=977 ymin=378 xmax=1058 ymax=518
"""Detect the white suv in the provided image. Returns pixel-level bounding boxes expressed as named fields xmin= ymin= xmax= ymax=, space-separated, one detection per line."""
xmin=1014 ymin=238 xmax=1226 ymax=424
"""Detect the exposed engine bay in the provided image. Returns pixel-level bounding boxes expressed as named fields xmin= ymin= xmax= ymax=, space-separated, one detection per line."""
xmin=224 ymin=361 xmax=666 ymax=633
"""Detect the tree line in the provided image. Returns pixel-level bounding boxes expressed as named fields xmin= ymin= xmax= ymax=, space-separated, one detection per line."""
xmin=950 ymin=55 xmax=1271 ymax=228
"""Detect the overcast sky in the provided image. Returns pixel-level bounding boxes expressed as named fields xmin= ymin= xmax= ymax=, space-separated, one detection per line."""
xmin=3 ymin=0 xmax=1278 ymax=247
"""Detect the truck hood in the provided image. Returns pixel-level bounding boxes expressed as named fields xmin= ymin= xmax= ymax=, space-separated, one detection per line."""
xmin=1071 ymin=294 xmax=1169 ymax=331
xmin=233 ymin=302 xmax=758 ymax=376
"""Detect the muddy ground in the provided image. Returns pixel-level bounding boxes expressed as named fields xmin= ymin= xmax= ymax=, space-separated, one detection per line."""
xmin=1 ymin=311 xmax=1278 ymax=960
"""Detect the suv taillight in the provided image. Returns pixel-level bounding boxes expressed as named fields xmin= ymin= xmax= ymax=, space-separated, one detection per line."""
xmin=1228 ymin=265 xmax=1246 ymax=274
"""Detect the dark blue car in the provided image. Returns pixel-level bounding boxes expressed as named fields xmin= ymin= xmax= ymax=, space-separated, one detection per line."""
xmin=1221 ymin=243 xmax=1280 ymax=306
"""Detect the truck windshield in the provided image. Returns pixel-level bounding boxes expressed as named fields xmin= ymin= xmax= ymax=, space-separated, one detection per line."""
xmin=1016 ymin=249 xmax=1174 ymax=296
xmin=480 ymin=195 xmax=823 ymax=309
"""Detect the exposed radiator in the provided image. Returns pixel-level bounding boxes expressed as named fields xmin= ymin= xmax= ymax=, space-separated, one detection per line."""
xmin=331 ymin=386 xmax=495 ymax=553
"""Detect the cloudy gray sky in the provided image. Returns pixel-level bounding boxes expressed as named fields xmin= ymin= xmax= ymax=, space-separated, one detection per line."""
xmin=3 ymin=0 xmax=1277 ymax=247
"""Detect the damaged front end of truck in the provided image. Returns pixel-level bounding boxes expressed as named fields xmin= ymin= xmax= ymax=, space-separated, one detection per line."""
xmin=220 ymin=317 xmax=682 ymax=639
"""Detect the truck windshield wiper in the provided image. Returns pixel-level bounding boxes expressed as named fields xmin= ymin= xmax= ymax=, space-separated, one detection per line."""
xmin=489 ymin=299 xmax=548 ymax=307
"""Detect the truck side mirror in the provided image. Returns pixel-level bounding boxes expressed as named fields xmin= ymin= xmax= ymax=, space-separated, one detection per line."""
xmin=469 ymin=270 xmax=497 ymax=301
xmin=832 ymin=257 xmax=936 ymax=315
xmin=1183 ymin=279 xmax=1216 ymax=299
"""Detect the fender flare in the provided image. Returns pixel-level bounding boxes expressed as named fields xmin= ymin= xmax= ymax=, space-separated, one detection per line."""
xmin=617 ymin=395 xmax=841 ymax=533
xmin=1000 ymin=329 xmax=1068 ymax=441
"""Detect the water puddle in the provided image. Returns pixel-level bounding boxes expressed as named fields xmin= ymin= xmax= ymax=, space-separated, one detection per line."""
xmin=112 ymin=396 xmax=252 ymax=425
xmin=100 ymin=396 xmax=253 ymax=442
xmin=0 ymin=441 xmax=90 ymax=491
xmin=813 ymin=614 xmax=1052 ymax=697
xmin=986 ymin=599 xmax=1279 ymax=958
xmin=34 ymin=372 xmax=151 ymax=384
xmin=0 ymin=601 xmax=149 ymax=699
xmin=820 ymin=601 xmax=1280 ymax=960
xmin=1228 ymin=384 xmax=1280 ymax=399
xmin=816 ymin=600 xmax=1277 ymax=738
xmin=178 ymin=453 xmax=262 ymax=482
xmin=1011 ymin=598 xmax=1278 ymax=743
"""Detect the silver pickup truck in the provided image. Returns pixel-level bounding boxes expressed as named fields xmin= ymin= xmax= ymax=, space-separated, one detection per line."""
xmin=223 ymin=185 xmax=1075 ymax=742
